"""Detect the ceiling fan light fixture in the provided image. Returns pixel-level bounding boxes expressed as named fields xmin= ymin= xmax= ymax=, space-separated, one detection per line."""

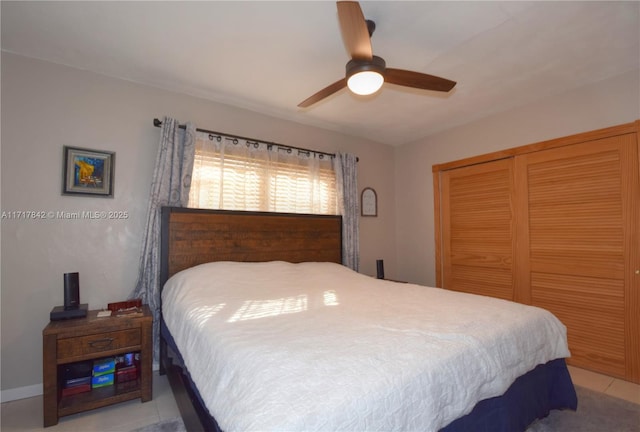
xmin=348 ymin=71 xmax=384 ymax=95
xmin=346 ymin=55 xmax=386 ymax=96
xmin=297 ymin=2 xmax=457 ymax=108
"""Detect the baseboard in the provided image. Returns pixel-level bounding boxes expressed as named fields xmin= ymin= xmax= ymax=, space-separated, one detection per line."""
xmin=1 ymin=362 xmax=160 ymax=403
xmin=1 ymin=383 xmax=42 ymax=403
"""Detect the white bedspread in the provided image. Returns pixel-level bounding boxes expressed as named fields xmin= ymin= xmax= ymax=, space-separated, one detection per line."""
xmin=162 ymin=261 xmax=570 ymax=432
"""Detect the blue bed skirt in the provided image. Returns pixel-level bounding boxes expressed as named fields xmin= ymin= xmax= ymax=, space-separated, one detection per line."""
xmin=161 ymin=322 xmax=577 ymax=432
xmin=441 ymin=358 xmax=577 ymax=431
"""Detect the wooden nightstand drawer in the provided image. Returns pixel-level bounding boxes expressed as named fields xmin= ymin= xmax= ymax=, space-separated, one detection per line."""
xmin=57 ymin=328 xmax=140 ymax=360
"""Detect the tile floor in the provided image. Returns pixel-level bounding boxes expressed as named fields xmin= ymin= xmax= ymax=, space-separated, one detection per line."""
xmin=1 ymin=367 xmax=638 ymax=431
xmin=567 ymin=365 xmax=640 ymax=405
xmin=0 ymin=372 xmax=180 ymax=432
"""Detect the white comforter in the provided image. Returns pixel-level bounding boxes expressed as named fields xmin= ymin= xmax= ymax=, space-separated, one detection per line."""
xmin=162 ymin=261 xmax=570 ymax=432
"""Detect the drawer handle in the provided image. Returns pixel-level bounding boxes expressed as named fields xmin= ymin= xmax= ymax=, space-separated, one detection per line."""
xmin=88 ymin=337 xmax=114 ymax=349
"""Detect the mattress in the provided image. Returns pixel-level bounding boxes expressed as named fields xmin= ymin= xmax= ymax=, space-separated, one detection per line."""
xmin=162 ymin=261 xmax=571 ymax=432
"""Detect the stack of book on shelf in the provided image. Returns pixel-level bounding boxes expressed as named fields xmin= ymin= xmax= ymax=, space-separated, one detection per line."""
xmin=61 ymin=361 xmax=92 ymax=397
xmin=115 ymin=352 xmax=139 ymax=383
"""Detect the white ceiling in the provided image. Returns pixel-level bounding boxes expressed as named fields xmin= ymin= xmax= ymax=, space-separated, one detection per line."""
xmin=2 ymin=1 xmax=638 ymax=146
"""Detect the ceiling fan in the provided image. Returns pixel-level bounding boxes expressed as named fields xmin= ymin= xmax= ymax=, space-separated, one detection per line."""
xmin=298 ymin=1 xmax=457 ymax=108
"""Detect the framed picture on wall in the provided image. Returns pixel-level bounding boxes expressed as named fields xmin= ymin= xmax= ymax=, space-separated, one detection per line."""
xmin=62 ymin=146 xmax=115 ymax=197
xmin=361 ymin=187 xmax=377 ymax=217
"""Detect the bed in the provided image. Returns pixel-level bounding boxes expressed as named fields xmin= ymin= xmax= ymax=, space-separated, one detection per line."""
xmin=159 ymin=206 xmax=577 ymax=432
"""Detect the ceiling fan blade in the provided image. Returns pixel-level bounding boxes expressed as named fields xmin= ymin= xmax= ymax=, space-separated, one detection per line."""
xmin=337 ymin=1 xmax=372 ymax=61
xmin=298 ymin=78 xmax=347 ymax=108
xmin=385 ymin=68 xmax=456 ymax=92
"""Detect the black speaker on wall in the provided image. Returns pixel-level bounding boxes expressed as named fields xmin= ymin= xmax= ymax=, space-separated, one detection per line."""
xmin=63 ymin=272 xmax=80 ymax=310
xmin=376 ymin=260 xmax=385 ymax=280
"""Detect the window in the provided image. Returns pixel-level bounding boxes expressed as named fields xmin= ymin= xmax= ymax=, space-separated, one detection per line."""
xmin=188 ymin=133 xmax=338 ymax=215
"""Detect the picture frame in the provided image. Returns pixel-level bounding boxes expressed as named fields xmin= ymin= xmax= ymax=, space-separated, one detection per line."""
xmin=361 ymin=187 xmax=377 ymax=217
xmin=63 ymin=146 xmax=115 ymax=197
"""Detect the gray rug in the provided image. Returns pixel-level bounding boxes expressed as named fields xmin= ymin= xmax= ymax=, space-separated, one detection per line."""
xmin=129 ymin=417 xmax=186 ymax=432
xmin=130 ymin=386 xmax=639 ymax=431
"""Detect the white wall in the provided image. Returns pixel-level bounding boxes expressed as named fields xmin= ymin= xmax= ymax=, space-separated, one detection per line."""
xmin=0 ymin=52 xmax=397 ymax=395
xmin=394 ymin=69 xmax=640 ymax=286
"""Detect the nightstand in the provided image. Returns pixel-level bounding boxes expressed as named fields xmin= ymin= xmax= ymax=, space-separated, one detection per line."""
xmin=42 ymin=305 xmax=152 ymax=427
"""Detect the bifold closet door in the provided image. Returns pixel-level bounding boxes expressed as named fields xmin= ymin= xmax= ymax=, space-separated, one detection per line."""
xmin=440 ymin=159 xmax=517 ymax=301
xmin=515 ymin=135 xmax=639 ymax=382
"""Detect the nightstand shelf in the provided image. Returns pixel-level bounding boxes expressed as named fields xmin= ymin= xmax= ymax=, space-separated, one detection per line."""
xmin=42 ymin=306 xmax=152 ymax=427
xmin=57 ymin=378 xmax=142 ymax=417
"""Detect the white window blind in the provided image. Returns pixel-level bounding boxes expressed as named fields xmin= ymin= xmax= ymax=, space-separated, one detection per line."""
xmin=189 ymin=133 xmax=338 ymax=215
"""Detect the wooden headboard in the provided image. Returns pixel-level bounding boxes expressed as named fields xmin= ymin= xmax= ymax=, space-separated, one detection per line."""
xmin=160 ymin=207 xmax=343 ymax=286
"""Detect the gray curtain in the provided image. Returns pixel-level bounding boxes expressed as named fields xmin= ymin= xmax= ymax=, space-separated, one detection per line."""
xmin=335 ymin=153 xmax=359 ymax=271
xmin=131 ymin=117 xmax=195 ymax=360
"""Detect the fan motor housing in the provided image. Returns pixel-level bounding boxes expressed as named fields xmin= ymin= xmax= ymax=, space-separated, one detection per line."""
xmin=346 ymin=55 xmax=387 ymax=79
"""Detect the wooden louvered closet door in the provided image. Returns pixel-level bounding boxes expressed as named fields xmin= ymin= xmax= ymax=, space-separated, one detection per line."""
xmin=440 ymin=159 xmax=517 ymax=301
xmin=434 ymin=121 xmax=639 ymax=383
xmin=514 ymin=135 xmax=639 ymax=381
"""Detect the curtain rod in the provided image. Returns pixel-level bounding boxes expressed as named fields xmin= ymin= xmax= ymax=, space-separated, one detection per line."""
xmin=153 ymin=118 xmax=338 ymax=159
